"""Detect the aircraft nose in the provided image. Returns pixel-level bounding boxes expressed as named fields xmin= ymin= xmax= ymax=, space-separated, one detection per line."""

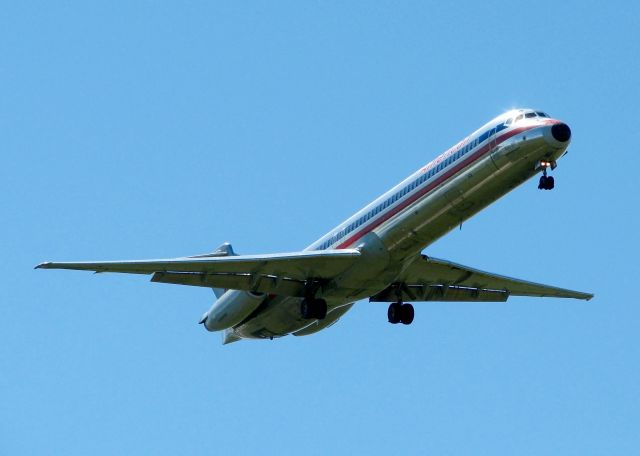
xmin=551 ymin=123 xmax=571 ymax=142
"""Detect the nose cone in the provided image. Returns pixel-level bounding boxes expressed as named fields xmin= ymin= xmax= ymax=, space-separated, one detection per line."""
xmin=551 ymin=123 xmax=571 ymax=142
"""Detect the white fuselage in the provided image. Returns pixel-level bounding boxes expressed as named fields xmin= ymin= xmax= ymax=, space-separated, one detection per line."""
xmin=204 ymin=109 xmax=571 ymax=342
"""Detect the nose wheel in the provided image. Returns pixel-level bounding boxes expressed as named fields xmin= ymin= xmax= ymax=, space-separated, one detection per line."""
xmin=538 ymin=160 xmax=556 ymax=190
xmin=388 ymin=301 xmax=414 ymax=325
xmin=538 ymin=173 xmax=554 ymax=190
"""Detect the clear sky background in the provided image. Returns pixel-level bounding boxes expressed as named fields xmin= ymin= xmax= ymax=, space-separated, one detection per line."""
xmin=2 ymin=1 xmax=639 ymax=454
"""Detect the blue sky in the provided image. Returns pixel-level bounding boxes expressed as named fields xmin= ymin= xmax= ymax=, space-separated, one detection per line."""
xmin=2 ymin=1 xmax=639 ymax=454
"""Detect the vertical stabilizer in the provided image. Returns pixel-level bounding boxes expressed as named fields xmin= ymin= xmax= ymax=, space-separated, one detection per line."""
xmin=188 ymin=242 xmax=238 ymax=298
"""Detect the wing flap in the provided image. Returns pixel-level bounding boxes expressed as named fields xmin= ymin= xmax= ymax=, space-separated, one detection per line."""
xmin=370 ymin=284 xmax=509 ymax=302
xmin=151 ymin=272 xmax=307 ymax=297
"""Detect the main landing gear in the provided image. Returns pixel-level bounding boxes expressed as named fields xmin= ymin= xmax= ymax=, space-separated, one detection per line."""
xmin=300 ymin=298 xmax=327 ymax=320
xmin=388 ymin=301 xmax=414 ymax=325
xmin=538 ymin=160 xmax=556 ymax=190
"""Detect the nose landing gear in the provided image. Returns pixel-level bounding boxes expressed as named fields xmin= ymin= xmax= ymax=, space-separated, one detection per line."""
xmin=538 ymin=160 xmax=556 ymax=190
xmin=538 ymin=173 xmax=554 ymax=190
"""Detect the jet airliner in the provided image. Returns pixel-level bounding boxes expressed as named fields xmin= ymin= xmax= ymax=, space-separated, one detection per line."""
xmin=37 ymin=108 xmax=593 ymax=344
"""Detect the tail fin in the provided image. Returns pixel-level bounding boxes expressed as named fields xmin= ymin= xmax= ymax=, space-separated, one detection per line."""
xmin=212 ymin=242 xmax=236 ymax=257
xmin=189 ymin=242 xmax=237 ymax=298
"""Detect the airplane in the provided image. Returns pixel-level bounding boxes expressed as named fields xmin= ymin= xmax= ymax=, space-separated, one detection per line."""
xmin=37 ymin=108 xmax=593 ymax=344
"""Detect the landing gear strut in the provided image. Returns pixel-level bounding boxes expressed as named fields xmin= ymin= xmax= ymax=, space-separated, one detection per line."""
xmin=538 ymin=160 xmax=555 ymax=190
xmin=300 ymin=298 xmax=327 ymax=320
xmin=388 ymin=301 xmax=414 ymax=325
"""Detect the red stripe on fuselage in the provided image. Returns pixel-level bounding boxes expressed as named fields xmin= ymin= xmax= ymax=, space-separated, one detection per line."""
xmin=335 ymin=124 xmax=539 ymax=249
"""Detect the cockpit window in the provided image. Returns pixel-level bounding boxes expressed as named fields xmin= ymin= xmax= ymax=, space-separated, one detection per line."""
xmin=536 ymin=111 xmax=549 ymax=117
xmin=515 ymin=114 xmax=524 ymax=122
xmin=525 ymin=112 xmax=537 ymax=118
xmin=505 ymin=117 xmax=513 ymax=125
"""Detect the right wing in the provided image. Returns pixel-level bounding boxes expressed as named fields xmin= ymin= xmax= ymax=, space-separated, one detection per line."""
xmin=370 ymin=255 xmax=593 ymax=302
xmin=36 ymin=249 xmax=361 ymax=297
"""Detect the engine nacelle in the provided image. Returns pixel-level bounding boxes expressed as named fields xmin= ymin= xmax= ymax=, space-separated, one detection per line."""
xmin=203 ymin=290 xmax=265 ymax=332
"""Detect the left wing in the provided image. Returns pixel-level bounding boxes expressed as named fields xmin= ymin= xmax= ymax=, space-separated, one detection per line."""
xmin=370 ymin=255 xmax=593 ymax=302
xmin=36 ymin=249 xmax=361 ymax=297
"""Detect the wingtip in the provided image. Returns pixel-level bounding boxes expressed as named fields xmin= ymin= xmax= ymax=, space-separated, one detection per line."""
xmin=35 ymin=262 xmax=51 ymax=270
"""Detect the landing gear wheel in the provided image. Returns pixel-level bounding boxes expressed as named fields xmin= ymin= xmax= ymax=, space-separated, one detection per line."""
xmin=538 ymin=175 xmax=555 ymax=190
xmin=301 ymin=299 xmax=312 ymax=319
xmin=538 ymin=175 xmax=548 ymax=190
xmin=388 ymin=302 xmax=402 ymax=324
xmin=300 ymin=298 xmax=327 ymax=320
xmin=546 ymin=175 xmax=555 ymax=190
xmin=538 ymin=167 xmax=555 ymax=190
xmin=400 ymin=303 xmax=414 ymax=325
xmin=314 ymin=299 xmax=327 ymax=320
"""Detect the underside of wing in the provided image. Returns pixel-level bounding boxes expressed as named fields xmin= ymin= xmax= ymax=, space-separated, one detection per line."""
xmin=370 ymin=255 xmax=593 ymax=302
xmin=36 ymin=249 xmax=361 ymax=297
